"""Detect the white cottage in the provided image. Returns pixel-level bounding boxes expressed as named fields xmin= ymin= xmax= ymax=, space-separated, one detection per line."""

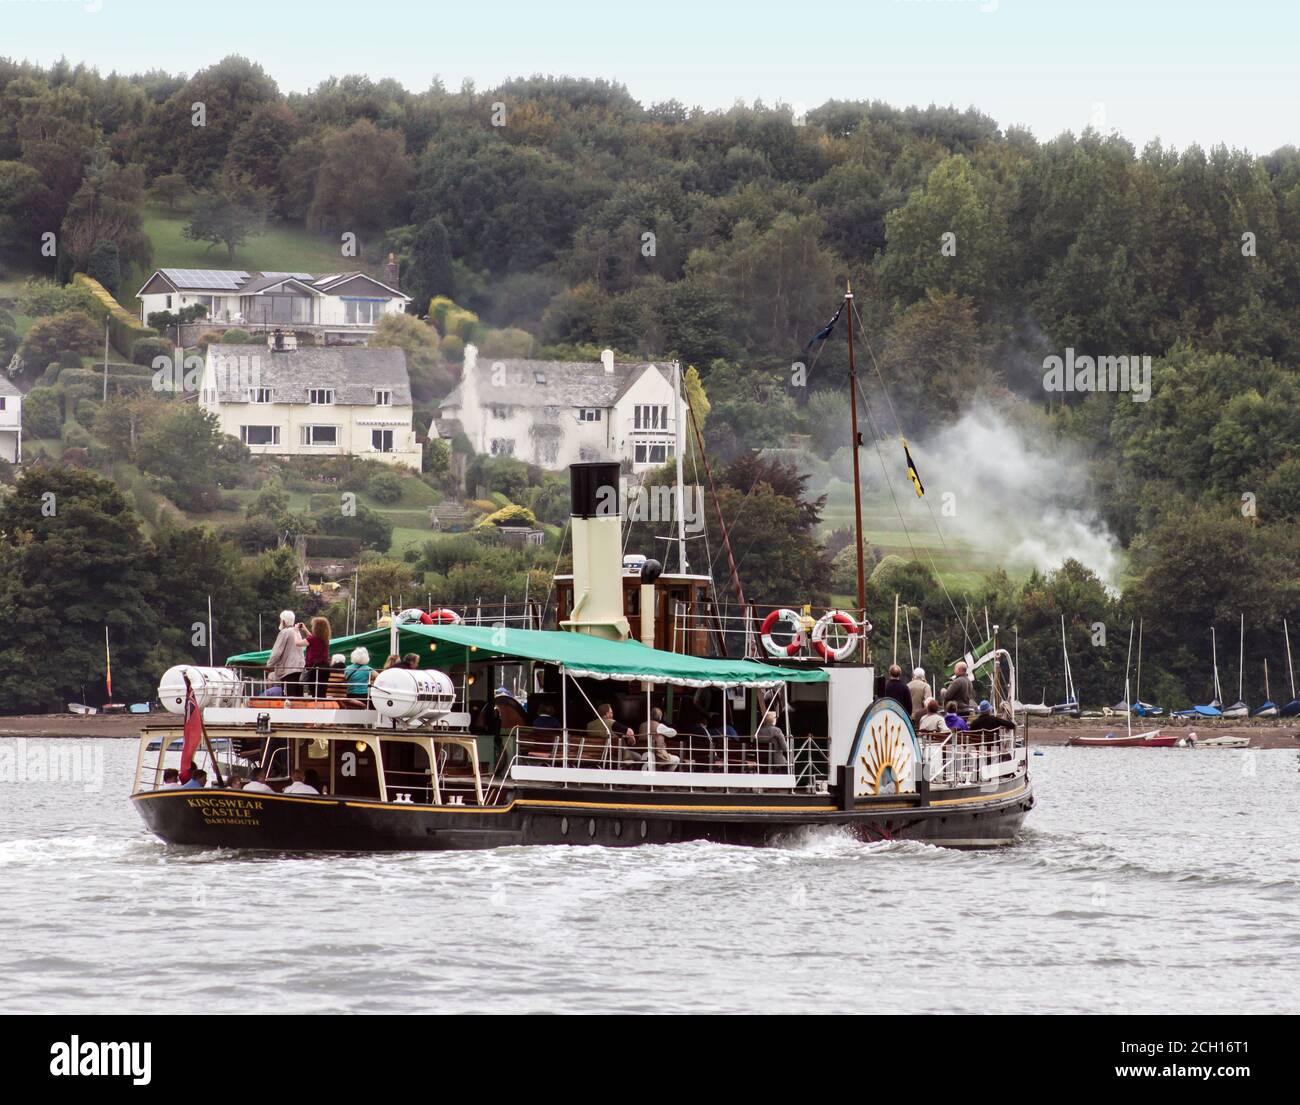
xmin=438 ymin=346 xmax=680 ymax=472
xmin=136 ymin=265 xmax=410 ymax=342
xmin=200 ymin=334 xmax=422 ymax=470
xmin=0 ymin=376 xmax=21 ymax=463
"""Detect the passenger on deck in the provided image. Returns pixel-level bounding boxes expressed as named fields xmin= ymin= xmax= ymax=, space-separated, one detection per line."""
xmin=587 ymin=704 xmax=633 ymax=761
xmin=532 ymin=700 xmax=561 ymax=729
xmin=243 ymin=770 xmax=274 ymax=793
xmin=755 ymin=710 xmax=790 ymax=769
xmin=907 ymin=668 xmax=932 ymax=720
xmin=402 ymin=653 xmax=421 ymax=669
xmin=639 ymin=707 xmax=681 ymax=771
xmin=344 ymin=647 xmax=375 ymax=698
xmin=161 ymin=768 xmax=181 ymax=788
xmin=968 ymin=700 xmax=1016 ymax=734
xmin=706 ymin=713 xmax=738 ymax=738
xmin=267 ymin=610 xmax=306 ymax=697
xmin=942 ymin=661 xmax=975 ymax=715
xmin=917 ymin=699 xmax=949 ymax=735
xmin=283 ymin=769 xmax=319 ymax=795
xmin=302 ymin=617 xmax=333 ymax=697
xmin=883 ymin=664 xmax=912 ymax=714
xmin=382 ymin=654 xmax=403 ymax=670
xmin=943 ymin=706 xmax=970 ymax=732
xmin=181 ymin=768 xmax=208 ymax=789
xmin=330 ymin=653 xmax=346 ymax=668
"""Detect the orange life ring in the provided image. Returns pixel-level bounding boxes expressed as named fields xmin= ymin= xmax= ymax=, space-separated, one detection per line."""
xmin=426 ymin=608 xmax=461 ymax=625
xmin=760 ymin=608 xmax=805 ymax=657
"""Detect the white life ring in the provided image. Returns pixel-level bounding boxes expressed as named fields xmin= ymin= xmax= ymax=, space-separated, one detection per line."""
xmin=760 ymin=608 xmax=805 ymax=657
xmin=811 ymin=610 xmax=860 ymax=662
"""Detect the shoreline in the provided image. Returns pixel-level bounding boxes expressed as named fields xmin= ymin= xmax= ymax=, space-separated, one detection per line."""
xmin=1 ymin=712 xmax=1297 ymax=748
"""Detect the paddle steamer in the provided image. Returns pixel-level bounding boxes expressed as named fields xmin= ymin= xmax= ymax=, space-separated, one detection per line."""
xmin=131 ymin=459 xmax=1033 ymax=851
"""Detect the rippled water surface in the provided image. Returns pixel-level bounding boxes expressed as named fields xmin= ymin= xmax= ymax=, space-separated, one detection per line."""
xmin=1 ymin=739 xmax=1296 ymax=1014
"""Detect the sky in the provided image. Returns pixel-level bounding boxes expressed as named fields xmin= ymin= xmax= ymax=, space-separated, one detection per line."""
xmin=4 ymin=0 xmax=1297 ymax=153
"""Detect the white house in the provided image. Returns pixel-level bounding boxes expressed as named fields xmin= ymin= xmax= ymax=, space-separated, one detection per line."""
xmin=200 ymin=333 xmax=422 ymax=470
xmin=136 ymin=263 xmax=410 ymax=342
xmin=0 ymin=375 xmax=21 ymax=463
xmin=438 ymin=346 xmax=680 ymax=473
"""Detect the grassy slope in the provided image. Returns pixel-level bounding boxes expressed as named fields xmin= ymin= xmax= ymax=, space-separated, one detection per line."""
xmin=118 ymin=206 xmax=354 ymax=311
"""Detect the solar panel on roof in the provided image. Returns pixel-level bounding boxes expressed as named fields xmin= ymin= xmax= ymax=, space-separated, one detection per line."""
xmin=162 ymin=268 xmax=248 ymax=289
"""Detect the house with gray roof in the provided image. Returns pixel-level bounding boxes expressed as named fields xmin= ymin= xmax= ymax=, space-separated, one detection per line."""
xmin=200 ymin=333 xmax=421 ymax=470
xmin=439 ymin=344 xmax=679 ymax=472
xmin=136 ymin=260 xmax=411 ymax=343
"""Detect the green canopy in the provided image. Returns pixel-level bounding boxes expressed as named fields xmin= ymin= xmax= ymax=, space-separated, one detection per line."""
xmin=230 ymin=623 xmax=828 ymax=690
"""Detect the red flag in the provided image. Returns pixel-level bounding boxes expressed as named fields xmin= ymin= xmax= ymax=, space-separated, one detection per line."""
xmin=178 ymin=674 xmax=203 ymax=784
xmin=104 ymin=626 xmax=112 ymax=699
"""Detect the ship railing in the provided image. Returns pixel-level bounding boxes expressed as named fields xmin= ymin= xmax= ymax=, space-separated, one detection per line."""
xmin=447 ymin=600 xmax=544 ymax=630
xmin=135 ymin=735 xmax=242 ymax=791
xmin=921 ymin=729 xmax=1025 ymax=788
xmin=671 ymin=601 xmax=870 ymax=661
xmin=507 ymin=726 xmax=814 ymax=780
xmin=216 ymin=671 xmax=368 ymax=706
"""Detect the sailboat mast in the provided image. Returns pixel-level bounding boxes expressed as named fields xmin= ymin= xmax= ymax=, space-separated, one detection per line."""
xmin=672 ymin=360 xmax=688 ymax=574
xmin=1124 ymin=620 xmax=1134 ymax=706
xmin=845 ymin=284 xmax=867 ymax=632
xmin=1136 ymin=617 xmax=1144 ymax=701
xmin=1287 ymin=620 xmax=1296 ymax=698
xmin=1238 ymin=613 xmax=1245 ymax=702
xmin=1212 ymin=626 xmax=1221 ymax=702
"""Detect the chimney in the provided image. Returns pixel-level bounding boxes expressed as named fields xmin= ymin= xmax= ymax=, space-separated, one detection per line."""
xmin=386 ymin=252 xmax=400 ymax=290
xmin=561 ymin=462 xmax=630 ymax=641
xmin=600 ymin=348 xmax=614 ymax=374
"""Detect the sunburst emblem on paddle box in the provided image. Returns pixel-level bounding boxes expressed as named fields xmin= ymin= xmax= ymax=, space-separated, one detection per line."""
xmin=853 ymin=700 xmax=919 ymax=797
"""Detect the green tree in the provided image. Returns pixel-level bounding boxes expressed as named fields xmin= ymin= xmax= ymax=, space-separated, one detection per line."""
xmin=183 ymin=172 xmax=270 ymax=262
xmin=59 ymin=153 xmax=152 ymax=274
xmin=134 ymin=405 xmax=227 ymax=506
xmin=16 ymin=310 xmax=100 ymax=378
xmin=0 ymin=467 xmax=159 ymax=710
xmin=307 ymin=119 xmax=413 ymax=234
xmin=369 ymin=313 xmax=447 ymax=402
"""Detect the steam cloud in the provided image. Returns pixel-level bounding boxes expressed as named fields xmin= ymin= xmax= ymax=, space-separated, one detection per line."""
xmin=873 ymin=403 xmax=1123 ymax=590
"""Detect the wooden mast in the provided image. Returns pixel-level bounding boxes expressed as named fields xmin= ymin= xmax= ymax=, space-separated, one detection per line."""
xmin=845 ymin=283 xmax=867 ymax=642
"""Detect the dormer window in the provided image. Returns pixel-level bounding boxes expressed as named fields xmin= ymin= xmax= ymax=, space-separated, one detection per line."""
xmin=309 ymin=388 xmax=335 ymax=405
xmin=248 ymin=387 xmax=273 ymax=403
xmin=374 ymin=389 xmax=392 ymax=406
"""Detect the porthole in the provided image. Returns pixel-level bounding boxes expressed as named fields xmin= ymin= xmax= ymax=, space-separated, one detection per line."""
xmin=560 ymin=816 xmax=569 ymax=836
xmin=588 ymin=819 xmax=596 ymax=838
xmin=613 ymin=821 xmax=623 ymax=838
xmin=639 ymin=819 xmax=648 ymax=840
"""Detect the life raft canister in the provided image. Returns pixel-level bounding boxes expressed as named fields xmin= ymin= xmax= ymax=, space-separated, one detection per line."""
xmin=810 ymin=610 xmax=860 ymax=662
xmin=760 ymin=608 xmax=806 ymax=657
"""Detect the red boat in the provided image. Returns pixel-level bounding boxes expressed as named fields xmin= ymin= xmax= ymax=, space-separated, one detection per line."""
xmin=1067 ymin=730 xmax=1190 ymax=748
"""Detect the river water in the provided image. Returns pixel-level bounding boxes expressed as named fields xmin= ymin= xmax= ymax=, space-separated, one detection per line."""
xmin=1 ymin=738 xmax=1296 ymax=1014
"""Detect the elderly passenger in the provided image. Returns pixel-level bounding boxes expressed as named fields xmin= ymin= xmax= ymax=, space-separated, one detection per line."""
xmin=266 ymin=610 xmax=306 ymax=696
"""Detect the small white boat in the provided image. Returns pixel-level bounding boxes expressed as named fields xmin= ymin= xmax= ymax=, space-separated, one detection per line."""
xmin=67 ymin=703 xmax=98 ymax=715
xmin=1197 ymin=735 xmax=1251 ymax=748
